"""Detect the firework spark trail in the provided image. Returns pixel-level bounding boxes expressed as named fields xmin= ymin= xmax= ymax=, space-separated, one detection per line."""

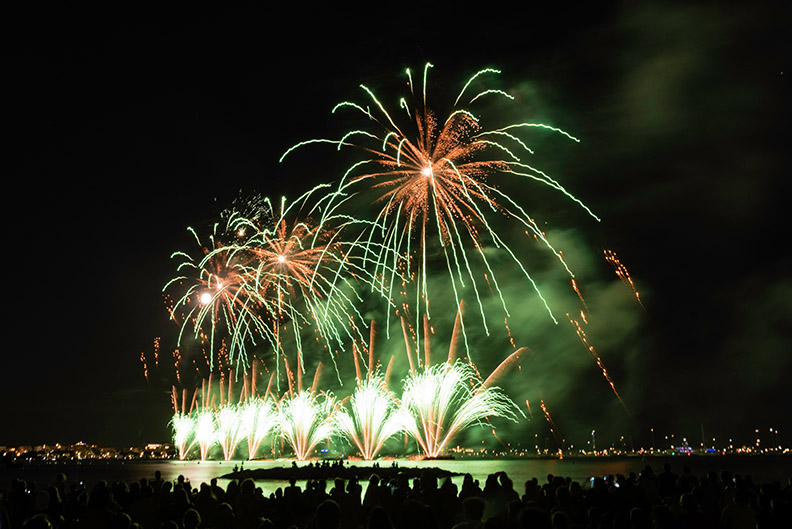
xmin=168 ymin=368 xmax=276 ymax=460
xmin=170 ymin=385 xmax=196 ymax=460
xmin=227 ymin=192 xmax=364 ymax=375
xmin=140 ymin=352 xmax=149 ymax=384
xmin=400 ymin=360 xmax=521 ymax=458
xmin=221 ymin=188 xmax=402 ymax=385
xmin=164 ymin=187 xmax=400 ymax=379
xmin=392 ymin=305 xmax=523 ymax=457
xmin=481 ymin=347 xmax=531 ymax=389
xmin=192 ymin=408 xmax=216 ymax=461
xmin=167 ymin=335 xmax=525 ymax=461
xmin=216 ymin=403 xmax=248 ymax=461
xmin=604 ymin=249 xmax=646 ymax=311
xmin=164 ymin=219 xmax=269 ymax=372
xmin=337 ymin=322 xmax=406 ymax=460
xmin=567 ymin=314 xmax=629 ymax=413
xmin=240 ymin=396 xmax=278 ymax=459
xmin=170 ymin=413 xmax=195 ymax=460
xmin=524 ymin=400 xmax=534 ymax=419
xmin=173 ymin=349 xmax=183 ymax=385
xmin=540 ymin=399 xmax=564 ymax=453
xmin=571 ymin=279 xmax=590 ymax=317
xmin=336 ymin=374 xmax=406 ymax=460
xmin=276 ymin=390 xmax=340 ymax=460
xmin=280 ymin=64 xmax=599 ymax=360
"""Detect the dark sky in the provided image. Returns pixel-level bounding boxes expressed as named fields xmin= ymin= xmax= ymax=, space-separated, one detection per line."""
xmin=3 ymin=3 xmax=790 ymax=449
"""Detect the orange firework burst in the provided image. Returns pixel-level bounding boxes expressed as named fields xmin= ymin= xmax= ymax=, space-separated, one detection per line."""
xmin=355 ymin=103 xmax=506 ymax=245
xmin=282 ymin=64 xmax=599 ymax=360
xmin=165 ymin=188 xmax=385 ymax=380
xmin=243 ymin=201 xmax=338 ymax=311
xmin=164 ymin=222 xmax=267 ymax=371
xmin=227 ymin=192 xmax=381 ymax=381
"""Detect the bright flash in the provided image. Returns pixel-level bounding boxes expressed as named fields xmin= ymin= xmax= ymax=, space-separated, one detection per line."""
xmin=199 ymin=292 xmax=212 ymax=305
xmin=277 ymin=255 xmax=286 ymax=263
xmin=421 ymin=166 xmax=433 ymax=177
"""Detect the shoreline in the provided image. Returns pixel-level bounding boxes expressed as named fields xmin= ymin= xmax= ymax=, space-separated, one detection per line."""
xmin=220 ymin=462 xmax=459 ymax=482
xmin=3 ymin=452 xmax=790 ymax=467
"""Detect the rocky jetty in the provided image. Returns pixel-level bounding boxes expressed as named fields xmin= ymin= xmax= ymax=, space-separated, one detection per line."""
xmin=221 ymin=461 xmax=459 ymax=482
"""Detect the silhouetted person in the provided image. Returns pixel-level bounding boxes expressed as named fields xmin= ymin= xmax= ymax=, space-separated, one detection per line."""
xmin=628 ymin=507 xmax=651 ymax=529
xmin=77 ymin=484 xmax=116 ymax=529
xmin=518 ymin=506 xmax=551 ymax=529
xmin=22 ymin=513 xmax=52 ymax=529
xmin=364 ymin=474 xmax=386 ymax=512
xmin=368 ymin=505 xmax=395 ymax=529
xmin=182 ymin=507 xmax=202 ymax=529
xmin=130 ymin=485 xmax=160 ymax=529
xmin=215 ymin=502 xmax=237 ymax=528
xmin=400 ymin=499 xmax=438 ymax=529
xmin=314 ymin=499 xmax=341 ymax=529
xmin=459 ymin=475 xmax=481 ymax=501
xmin=151 ymin=471 xmax=164 ymax=494
xmin=550 ymin=511 xmax=569 ymax=529
xmin=658 ymin=464 xmax=678 ymax=499
xmin=452 ymin=497 xmax=484 ymax=529
xmin=721 ymin=486 xmax=757 ymax=529
xmin=237 ymin=478 xmax=264 ymax=528
xmin=109 ymin=511 xmax=132 ymax=529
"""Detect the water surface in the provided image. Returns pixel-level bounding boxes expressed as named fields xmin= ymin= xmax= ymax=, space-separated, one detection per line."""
xmin=3 ymin=456 xmax=789 ymax=497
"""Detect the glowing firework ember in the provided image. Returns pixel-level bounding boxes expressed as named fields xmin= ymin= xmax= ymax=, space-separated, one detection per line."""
xmin=276 ymin=390 xmax=340 ymax=460
xmin=400 ymin=360 xmax=520 ymax=458
xmin=336 ymin=374 xmax=406 ymax=460
xmin=604 ymin=249 xmax=645 ymax=310
xmin=281 ymin=63 xmax=599 ymax=356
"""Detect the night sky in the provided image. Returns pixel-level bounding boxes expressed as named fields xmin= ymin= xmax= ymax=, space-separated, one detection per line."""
xmin=4 ymin=3 xmax=790 ymax=450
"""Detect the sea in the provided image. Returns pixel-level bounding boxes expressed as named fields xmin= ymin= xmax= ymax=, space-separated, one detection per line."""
xmin=2 ymin=456 xmax=790 ymax=496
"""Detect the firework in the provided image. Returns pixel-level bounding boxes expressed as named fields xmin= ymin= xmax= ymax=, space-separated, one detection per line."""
xmin=400 ymin=360 xmax=520 ymax=458
xmin=393 ymin=306 xmax=522 ymax=458
xmin=276 ymin=390 xmax=340 ymax=460
xmin=170 ymin=412 xmax=195 ymax=460
xmin=239 ymin=396 xmax=278 ymax=459
xmin=567 ymin=314 xmax=629 ymax=413
xmin=170 ymin=386 xmax=199 ymax=459
xmin=168 ymin=187 xmax=398 ymax=382
xmin=336 ymin=374 xmax=406 ymax=460
xmin=215 ymin=403 xmax=248 ymax=461
xmin=225 ymin=190 xmax=377 ymax=377
xmin=603 ymin=249 xmax=645 ymax=310
xmin=540 ymin=399 xmax=564 ymax=452
xmin=159 ymin=65 xmax=642 ymax=459
xmin=164 ymin=219 xmax=268 ymax=371
xmin=281 ymin=64 xmax=599 ymax=358
xmin=192 ymin=409 xmax=217 ymax=461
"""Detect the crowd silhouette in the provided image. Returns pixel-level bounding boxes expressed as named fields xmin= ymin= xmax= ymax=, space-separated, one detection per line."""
xmin=1 ymin=462 xmax=790 ymax=529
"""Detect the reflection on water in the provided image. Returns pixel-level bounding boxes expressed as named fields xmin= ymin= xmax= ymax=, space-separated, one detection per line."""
xmin=2 ymin=456 xmax=790 ymax=497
